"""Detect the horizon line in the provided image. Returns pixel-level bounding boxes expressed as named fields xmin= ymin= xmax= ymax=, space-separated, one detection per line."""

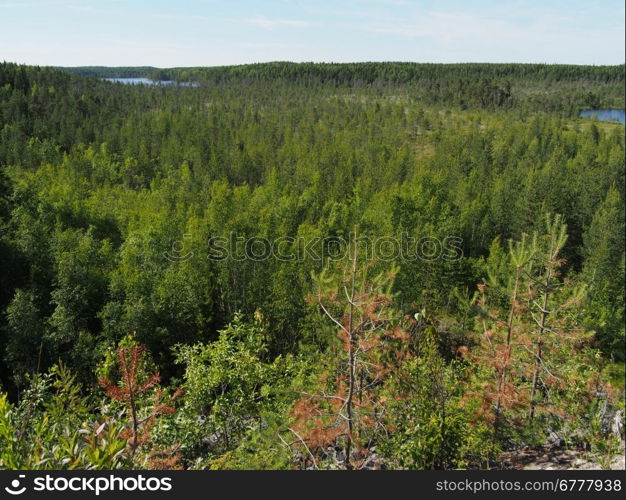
xmin=3 ymin=60 xmax=624 ymax=69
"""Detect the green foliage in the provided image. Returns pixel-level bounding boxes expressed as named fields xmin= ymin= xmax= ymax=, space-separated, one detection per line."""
xmin=208 ymin=413 xmax=294 ymax=470
xmin=581 ymin=187 xmax=625 ymax=358
xmin=382 ymin=327 xmax=497 ymax=469
xmin=0 ymin=364 xmax=128 ymax=469
xmin=0 ymin=62 xmax=623 ymax=469
xmin=171 ymin=313 xmax=301 ymax=466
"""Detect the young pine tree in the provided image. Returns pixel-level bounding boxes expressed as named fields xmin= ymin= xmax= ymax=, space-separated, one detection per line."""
xmin=291 ymin=242 xmax=407 ymax=469
xmin=98 ymin=338 xmax=183 ymax=469
xmin=474 ymin=214 xmax=605 ymax=445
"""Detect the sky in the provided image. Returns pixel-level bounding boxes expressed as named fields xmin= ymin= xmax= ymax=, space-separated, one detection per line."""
xmin=0 ymin=0 xmax=624 ymax=67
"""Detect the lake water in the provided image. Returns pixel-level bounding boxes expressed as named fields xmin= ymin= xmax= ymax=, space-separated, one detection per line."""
xmin=579 ymin=109 xmax=625 ymax=124
xmin=104 ymin=77 xmax=199 ymax=87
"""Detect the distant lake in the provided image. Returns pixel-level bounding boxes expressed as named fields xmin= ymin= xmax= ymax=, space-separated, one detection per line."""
xmin=104 ymin=77 xmax=199 ymax=87
xmin=579 ymin=109 xmax=625 ymax=124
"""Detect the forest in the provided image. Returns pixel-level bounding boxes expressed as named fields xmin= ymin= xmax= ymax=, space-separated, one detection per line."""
xmin=0 ymin=61 xmax=624 ymax=470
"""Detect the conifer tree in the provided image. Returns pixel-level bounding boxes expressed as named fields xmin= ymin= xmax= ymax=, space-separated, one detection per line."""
xmin=291 ymin=242 xmax=406 ymax=469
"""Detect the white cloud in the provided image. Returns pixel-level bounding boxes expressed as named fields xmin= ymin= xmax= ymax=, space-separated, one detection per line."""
xmin=244 ymin=15 xmax=314 ymax=30
xmin=360 ymin=4 xmax=624 ymax=56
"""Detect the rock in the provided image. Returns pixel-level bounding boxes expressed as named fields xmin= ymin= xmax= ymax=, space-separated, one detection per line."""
xmin=612 ymin=410 xmax=623 ymax=438
xmin=503 ymin=442 xmax=625 ymax=471
xmin=546 ymin=430 xmax=562 ymax=449
xmin=611 ymin=454 xmax=625 ymax=470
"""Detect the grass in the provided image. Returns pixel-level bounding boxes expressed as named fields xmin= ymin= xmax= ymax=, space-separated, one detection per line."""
xmin=608 ymin=362 xmax=625 ymax=392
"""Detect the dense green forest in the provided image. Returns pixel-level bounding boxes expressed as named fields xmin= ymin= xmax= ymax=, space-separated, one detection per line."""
xmin=0 ymin=61 xmax=624 ymax=469
xmin=61 ymin=62 xmax=625 ymax=113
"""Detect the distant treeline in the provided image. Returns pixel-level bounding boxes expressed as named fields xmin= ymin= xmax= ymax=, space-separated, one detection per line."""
xmin=57 ymin=61 xmax=625 ymax=113
xmin=59 ymin=61 xmax=625 ymax=84
xmin=56 ymin=66 xmax=161 ymax=79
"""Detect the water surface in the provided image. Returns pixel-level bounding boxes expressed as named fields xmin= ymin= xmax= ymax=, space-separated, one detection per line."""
xmin=579 ymin=109 xmax=625 ymax=124
xmin=104 ymin=77 xmax=198 ymax=87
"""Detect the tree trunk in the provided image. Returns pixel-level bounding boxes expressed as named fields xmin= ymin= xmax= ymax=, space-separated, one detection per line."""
xmin=529 ymin=264 xmax=552 ymax=422
xmin=344 ymin=243 xmax=358 ymax=469
xmin=495 ymin=266 xmax=521 ymax=428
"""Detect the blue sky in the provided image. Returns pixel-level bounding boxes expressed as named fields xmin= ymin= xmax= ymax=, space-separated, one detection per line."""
xmin=1 ymin=0 xmax=624 ymax=67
